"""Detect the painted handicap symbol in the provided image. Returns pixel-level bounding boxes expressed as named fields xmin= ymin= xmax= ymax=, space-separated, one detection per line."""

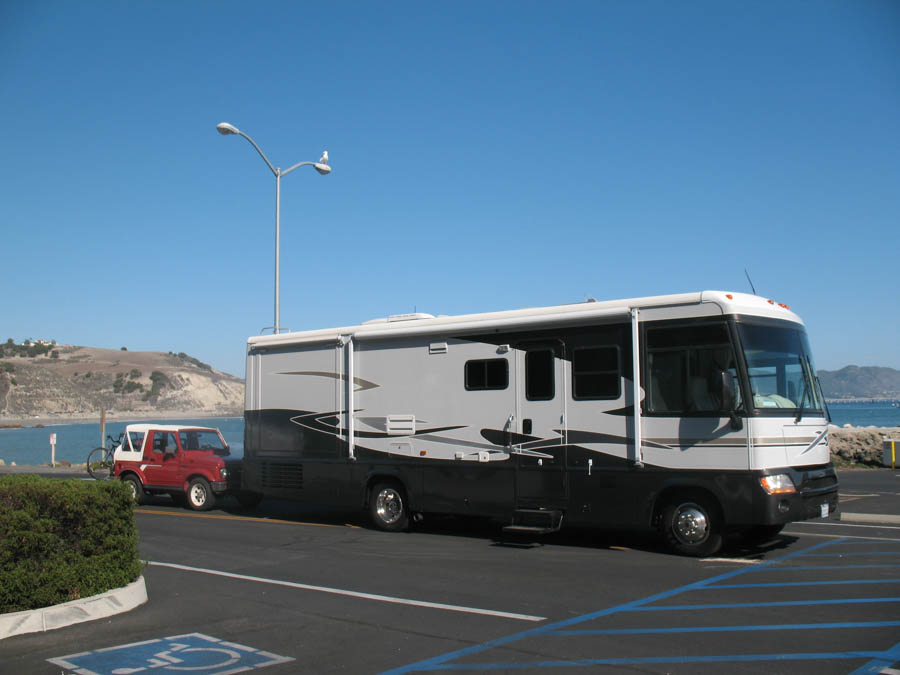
xmin=49 ymin=633 xmax=293 ymax=675
xmin=110 ymin=641 xmax=242 ymax=673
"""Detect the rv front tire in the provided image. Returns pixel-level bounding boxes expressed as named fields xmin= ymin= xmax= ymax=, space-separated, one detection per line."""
xmin=369 ymin=482 xmax=409 ymax=532
xmin=661 ymin=495 xmax=723 ymax=557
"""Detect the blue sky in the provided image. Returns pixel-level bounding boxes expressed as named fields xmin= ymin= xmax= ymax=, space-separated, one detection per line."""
xmin=2 ymin=1 xmax=898 ymax=377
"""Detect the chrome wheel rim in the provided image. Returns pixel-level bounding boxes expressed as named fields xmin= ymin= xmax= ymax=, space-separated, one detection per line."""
xmin=672 ymin=503 xmax=709 ymax=545
xmin=375 ymin=488 xmax=403 ymax=525
xmin=190 ymin=484 xmax=207 ymax=506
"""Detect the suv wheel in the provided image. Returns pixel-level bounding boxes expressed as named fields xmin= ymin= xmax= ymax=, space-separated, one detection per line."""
xmin=186 ymin=477 xmax=216 ymax=511
xmin=122 ymin=474 xmax=144 ymax=505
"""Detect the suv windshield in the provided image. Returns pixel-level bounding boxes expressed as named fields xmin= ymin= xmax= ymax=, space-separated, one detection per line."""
xmin=738 ymin=323 xmax=823 ymax=414
xmin=178 ymin=430 xmax=229 ymax=455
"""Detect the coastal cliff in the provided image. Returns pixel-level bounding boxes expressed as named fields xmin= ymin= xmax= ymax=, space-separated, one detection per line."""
xmin=0 ymin=345 xmax=243 ymax=422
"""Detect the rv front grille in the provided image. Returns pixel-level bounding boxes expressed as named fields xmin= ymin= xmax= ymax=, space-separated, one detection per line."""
xmin=260 ymin=462 xmax=303 ymax=491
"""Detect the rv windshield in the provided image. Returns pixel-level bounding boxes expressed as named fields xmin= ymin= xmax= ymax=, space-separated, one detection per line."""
xmin=738 ymin=323 xmax=823 ymax=414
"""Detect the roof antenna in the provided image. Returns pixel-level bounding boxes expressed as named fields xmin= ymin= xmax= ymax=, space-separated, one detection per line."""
xmin=744 ymin=268 xmax=757 ymax=295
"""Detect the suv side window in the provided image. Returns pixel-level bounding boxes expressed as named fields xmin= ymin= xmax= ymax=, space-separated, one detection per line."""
xmin=151 ymin=432 xmax=179 ymax=455
xmin=128 ymin=431 xmax=145 ymax=453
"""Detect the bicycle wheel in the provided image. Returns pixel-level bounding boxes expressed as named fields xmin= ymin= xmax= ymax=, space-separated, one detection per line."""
xmin=86 ymin=447 xmax=114 ymax=480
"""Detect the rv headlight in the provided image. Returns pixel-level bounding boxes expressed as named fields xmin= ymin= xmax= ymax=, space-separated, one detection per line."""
xmin=760 ymin=474 xmax=796 ymax=495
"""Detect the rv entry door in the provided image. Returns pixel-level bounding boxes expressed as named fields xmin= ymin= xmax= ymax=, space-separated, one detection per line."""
xmin=514 ymin=342 xmax=567 ymax=507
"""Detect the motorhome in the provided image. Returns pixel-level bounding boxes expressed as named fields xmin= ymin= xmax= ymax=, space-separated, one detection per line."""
xmin=241 ymin=291 xmax=838 ymax=556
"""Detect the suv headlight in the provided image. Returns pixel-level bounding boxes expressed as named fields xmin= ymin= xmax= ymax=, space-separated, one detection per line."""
xmin=760 ymin=473 xmax=796 ymax=495
xmin=219 ymin=467 xmax=228 ymax=480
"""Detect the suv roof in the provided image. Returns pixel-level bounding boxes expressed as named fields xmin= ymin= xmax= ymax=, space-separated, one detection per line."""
xmin=123 ymin=423 xmax=218 ymax=434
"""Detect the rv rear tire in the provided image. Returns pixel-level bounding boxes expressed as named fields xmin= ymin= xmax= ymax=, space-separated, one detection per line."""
xmin=662 ymin=495 xmax=722 ymax=557
xmin=369 ymin=482 xmax=409 ymax=532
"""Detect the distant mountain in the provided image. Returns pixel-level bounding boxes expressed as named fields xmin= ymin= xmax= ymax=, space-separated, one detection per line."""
xmin=0 ymin=345 xmax=243 ymax=421
xmin=818 ymin=366 xmax=900 ymax=400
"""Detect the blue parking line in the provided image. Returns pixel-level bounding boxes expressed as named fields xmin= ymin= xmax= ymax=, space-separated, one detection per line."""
xmin=379 ymin=537 xmax=843 ymax=674
xmin=407 ymin=650 xmax=899 ymax=671
xmin=744 ymin=564 xmax=900 ymax=572
xmin=705 ymin=578 xmax=900 ymax=589
xmin=631 ymin=597 xmax=900 ymax=612
xmin=553 ymin=620 xmax=900 ymax=636
xmin=797 ymin=551 xmax=900 ymax=557
xmin=840 ymin=541 xmax=900 ymax=546
xmin=847 ymin=639 xmax=900 ymax=675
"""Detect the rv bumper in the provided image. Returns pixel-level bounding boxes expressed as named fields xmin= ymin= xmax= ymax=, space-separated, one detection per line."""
xmin=755 ymin=464 xmax=839 ymax=525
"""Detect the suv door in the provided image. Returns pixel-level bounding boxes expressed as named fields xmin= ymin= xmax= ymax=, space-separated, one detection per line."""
xmin=142 ymin=430 xmax=183 ymax=488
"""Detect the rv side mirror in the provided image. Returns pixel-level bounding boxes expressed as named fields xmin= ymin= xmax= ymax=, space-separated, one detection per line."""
xmin=715 ymin=370 xmax=735 ymax=411
xmin=714 ymin=370 xmax=743 ymax=431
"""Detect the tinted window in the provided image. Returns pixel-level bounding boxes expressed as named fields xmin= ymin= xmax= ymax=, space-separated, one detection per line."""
xmin=573 ymin=346 xmax=620 ymax=399
xmin=526 ymin=349 xmax=555 ymax=400
xmin=465 ymin=359 xmax=508 ymax=390
xmin=646 ymin=323 xmax=740 ymax=415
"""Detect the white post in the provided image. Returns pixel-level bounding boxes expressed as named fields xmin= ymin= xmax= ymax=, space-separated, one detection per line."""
xmin=50 ymin=433 xmax=57 ymax=467
xmin=631 ymin=308 xmax=643 ymax=467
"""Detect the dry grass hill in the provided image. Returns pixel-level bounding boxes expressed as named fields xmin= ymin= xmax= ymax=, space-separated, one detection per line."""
xmin=0 ymin=345 xmax=243 ymax=421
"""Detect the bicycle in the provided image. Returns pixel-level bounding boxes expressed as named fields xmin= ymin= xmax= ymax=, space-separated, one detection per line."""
xmin=86 ymin=434 xmax=122 ymax=480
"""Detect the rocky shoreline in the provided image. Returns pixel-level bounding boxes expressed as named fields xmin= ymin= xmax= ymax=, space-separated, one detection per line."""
xmin=828 ymin=425 xmax=899 ymax=467
xmin=0 ymin=409 xmax=240 ymax=429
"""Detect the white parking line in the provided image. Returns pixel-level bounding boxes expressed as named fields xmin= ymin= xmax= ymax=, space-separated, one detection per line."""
xmin=145 ymin=561 xmax=546 ymax=622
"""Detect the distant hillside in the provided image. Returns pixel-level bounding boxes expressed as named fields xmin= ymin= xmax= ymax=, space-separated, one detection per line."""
xmin=818 ymin=366 xmax=900 ymax=400
xmin=0 ymin=345 xmax=243 ymax=420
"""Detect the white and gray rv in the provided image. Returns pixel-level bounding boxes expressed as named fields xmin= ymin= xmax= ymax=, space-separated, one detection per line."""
xmin=241 ymin=290 xmax=838 ymax=556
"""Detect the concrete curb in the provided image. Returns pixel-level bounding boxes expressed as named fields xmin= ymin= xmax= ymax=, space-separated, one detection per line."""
xmin=841 ymin=512 xmax=900 ymax=526
xmin=0 ymin=575 xmax=147 ymax=640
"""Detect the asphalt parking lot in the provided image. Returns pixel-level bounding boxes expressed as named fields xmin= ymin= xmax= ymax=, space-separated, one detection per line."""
xmin=1 ymin=469 xmax=898 ymax=674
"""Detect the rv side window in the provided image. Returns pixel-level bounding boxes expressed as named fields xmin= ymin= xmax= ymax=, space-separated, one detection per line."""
xmin=573 ymin=346 xmax=620 ymax=399
xmin=646 ymin=323 xmax=740 ymax=415
xmin=526 ymin=349 xmax=555 ymax=401
xmin=465 ymin=359 xmax=509 ymax=390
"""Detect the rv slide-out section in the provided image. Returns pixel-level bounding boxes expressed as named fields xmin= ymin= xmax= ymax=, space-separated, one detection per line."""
xmin=242 ymin=291 xmax=838 ymax=556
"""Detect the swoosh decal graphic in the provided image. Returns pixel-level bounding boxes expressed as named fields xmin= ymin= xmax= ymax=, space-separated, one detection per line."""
xmin=277 ymin=371 xmax=380 ymax=392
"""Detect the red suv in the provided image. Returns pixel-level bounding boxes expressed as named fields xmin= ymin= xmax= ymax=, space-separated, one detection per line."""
xmin=112 ymin=423 xmax=259 ymax=510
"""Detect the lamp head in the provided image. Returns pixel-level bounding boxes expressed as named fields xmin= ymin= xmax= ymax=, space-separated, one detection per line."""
xmin=314 ymin=163 xmax=331 ymax=175
xmin=216 ymin=122 xmax=240 ymax=136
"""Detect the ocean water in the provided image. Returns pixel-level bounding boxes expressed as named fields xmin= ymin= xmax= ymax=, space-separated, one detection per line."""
xmin=0 ymin=417 xmax=244 ymax=467
xmin=1 ymin=404 xmax=898 ymax=468
xmin=827 ymin=402 xmax=900 ymax=429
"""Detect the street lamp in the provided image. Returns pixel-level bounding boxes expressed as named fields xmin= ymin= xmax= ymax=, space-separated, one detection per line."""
xmin=216 ymin=122 xmax=330 ymax=334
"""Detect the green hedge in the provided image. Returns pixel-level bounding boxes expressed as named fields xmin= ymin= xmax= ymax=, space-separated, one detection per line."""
xmin=0 ymin=475 xmax=143 ymax=613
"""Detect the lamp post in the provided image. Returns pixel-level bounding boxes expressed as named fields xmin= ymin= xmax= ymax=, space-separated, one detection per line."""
xmin=216 ymin=122 xmax=330 ymax=334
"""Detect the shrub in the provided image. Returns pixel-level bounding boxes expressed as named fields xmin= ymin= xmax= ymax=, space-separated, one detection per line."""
xmin=0 ymin=475 xmax=143 ymax=613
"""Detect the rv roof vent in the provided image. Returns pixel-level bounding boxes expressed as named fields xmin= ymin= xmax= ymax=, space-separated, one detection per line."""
xmin=386 ymin=313 xmax=435 ymax=323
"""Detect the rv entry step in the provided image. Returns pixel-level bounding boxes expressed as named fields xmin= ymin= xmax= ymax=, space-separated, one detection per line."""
xmin=502 ymin=509 xmax=564 ymax=536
